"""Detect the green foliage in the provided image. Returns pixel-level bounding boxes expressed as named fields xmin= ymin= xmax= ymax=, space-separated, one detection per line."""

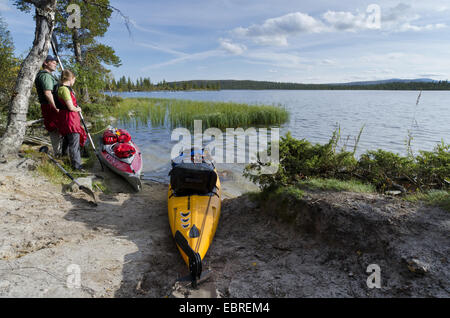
xmin=297 ymin=178 xmax=376 ymax=193
xmin=244 ymin=131 xmax=357 ymax=190
xmin=245 ymin=130 xmax=449 ymax=197
xmin=414 ymin=141 xmax=450 ymax=189
xmin=0 ymin=15 xmax=20 ymax=118
xmin=405 ymin=190 xmax=450 ymax=212
xmin=53 ymin=0 xmax=121 ymax=101
xmin=356 ymin=150 xmax=416 ymax=192
xmin=160 ymin=79 xmax=450 ymax=91
xmin=36 ymin=155 xmax=87 ymax=185
xmin=107 ymin=78 xmax=222 ymax=92
xmin=114 ymin=98 xmax=289 ymax=129
xmin=106 ymin=79 xmax=450 ymax=92
xmin=80 ymin=94 xmax=123 ymax=117
xmin=27 ymin=101 xmax=43 ymax=121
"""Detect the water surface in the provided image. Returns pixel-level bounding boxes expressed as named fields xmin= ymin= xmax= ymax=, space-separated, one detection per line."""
xmin=112 ymin=90 xmax=450 ymax=196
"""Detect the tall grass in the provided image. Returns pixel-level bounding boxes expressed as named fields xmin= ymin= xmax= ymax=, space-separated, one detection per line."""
xmin=113 ymin=98 xmax=289 ymax=129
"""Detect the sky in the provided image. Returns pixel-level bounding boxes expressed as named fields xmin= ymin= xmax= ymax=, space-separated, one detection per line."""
xmin=1 ymin=0 xmax=450 ymax=83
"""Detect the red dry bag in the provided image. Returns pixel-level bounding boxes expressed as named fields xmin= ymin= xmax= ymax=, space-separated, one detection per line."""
xmin=113 ymin=142 xmax=136 ymax=158
xmin=103 ymin=130 xmax=118 ymax=145
xmin=117 ymin=129 xmax=131 ymax=143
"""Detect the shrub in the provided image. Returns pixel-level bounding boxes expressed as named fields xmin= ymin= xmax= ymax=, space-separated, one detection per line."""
xmin=245 ymin=130 xmax=449 ymax=195
xmin=244 ymin=131 xmax=357 ymax=190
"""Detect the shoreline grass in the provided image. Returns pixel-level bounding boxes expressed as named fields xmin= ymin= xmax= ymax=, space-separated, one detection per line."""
xmin=296 ymin=178 xmax=376 ymax=193
xmin=405 ymin=190 xmax=450 ymax=212
xmin=86 ymin=97 xmax=289 ymax=129
xmin=245 ymin=130 xmax=449 ymax=212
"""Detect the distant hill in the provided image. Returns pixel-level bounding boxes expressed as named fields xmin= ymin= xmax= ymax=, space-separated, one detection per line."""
xmin=162 ymin=78 xmax=449 ymax=90
xmin=110 ymin=77 xmax=449 ymax=92
xmin=335 ymin=78 xmax=436 ymax=86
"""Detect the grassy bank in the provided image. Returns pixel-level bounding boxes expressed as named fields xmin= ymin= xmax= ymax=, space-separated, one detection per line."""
xmin=245 ymin=131 xmax=450 ymax=212
xmin=83 ymin=97 xmax=289 ymax=129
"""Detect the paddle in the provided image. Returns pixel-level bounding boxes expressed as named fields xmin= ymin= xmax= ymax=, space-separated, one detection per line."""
xmin=50 ymin=33 xmax=105 ymax=171
xmin=79 ymin=111 xmax=105 ymax=171
xmin=39 ymin=146 xmax=97 ymax=203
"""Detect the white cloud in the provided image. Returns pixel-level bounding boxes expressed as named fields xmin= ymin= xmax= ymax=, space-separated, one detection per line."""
xmin=142 ymin=49 xmax=224 ymax=70
xmin=382 ymin=3 xmax=418 ymax=23
xmin=322 ymin=11 xmax=368 ymax=31
xmin=229 ymin=4 xmax=446 ymax=48
xmin=233 ymin=12 xmax=326 ymax=46
xmin=0 ymin=0 xmax=10 ymax=11
xmin=398 ymin=22 xmax=446 ymax=32
xmin=219 ymin=38 xmax=246 ymax=55
xmin=137 ymin=41 xmax=188 ymax=57
xmin=379 ymin=3 xmax=447 ymax=32
xmin=320 ymin=59 xmax=337 ymax=66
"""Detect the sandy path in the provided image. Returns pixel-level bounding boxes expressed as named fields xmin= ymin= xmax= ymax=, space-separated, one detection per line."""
xmin=0 ymin=153 xmax=448 ymax=298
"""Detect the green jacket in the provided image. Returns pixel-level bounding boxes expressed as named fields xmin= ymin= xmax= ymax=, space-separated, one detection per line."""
xmin=35 ymin=70 xmax=58 ymax=104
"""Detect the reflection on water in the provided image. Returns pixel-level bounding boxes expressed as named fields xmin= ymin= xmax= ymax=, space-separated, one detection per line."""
xmin=112 ymin=90 xmax=450 ymax=197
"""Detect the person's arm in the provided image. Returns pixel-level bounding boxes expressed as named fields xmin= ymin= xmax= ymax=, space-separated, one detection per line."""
xmin=64 ymin=98 xmax=81 ymax=112
xmin=44 ymin=90 xmax=59 ymax=112
xmin=59 ymin=86 xmax=81 ymax=113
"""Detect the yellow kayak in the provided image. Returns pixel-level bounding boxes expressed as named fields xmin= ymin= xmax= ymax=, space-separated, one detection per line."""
xmin=168 ymin=149 xmax=221 ymax=287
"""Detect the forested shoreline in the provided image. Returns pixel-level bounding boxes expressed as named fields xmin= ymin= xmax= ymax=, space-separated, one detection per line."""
xmin=107 ymin=78 xmax=450 ymax=92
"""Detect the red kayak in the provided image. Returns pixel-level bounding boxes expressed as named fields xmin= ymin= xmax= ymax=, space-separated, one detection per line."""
xmin=98 ymin=128 xmax=143 ymax=191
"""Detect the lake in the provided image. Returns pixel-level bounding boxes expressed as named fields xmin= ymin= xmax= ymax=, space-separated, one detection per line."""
xmin=112 ymin=90 xmax=450 ymax=196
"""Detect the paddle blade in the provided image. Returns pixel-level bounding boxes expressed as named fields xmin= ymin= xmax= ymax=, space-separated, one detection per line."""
xmin=79 ymin=185 xmax=97 ymax=204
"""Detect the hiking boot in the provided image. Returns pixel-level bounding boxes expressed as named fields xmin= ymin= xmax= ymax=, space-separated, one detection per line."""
xmin=75 ymin=165 xmax=87 ymax=173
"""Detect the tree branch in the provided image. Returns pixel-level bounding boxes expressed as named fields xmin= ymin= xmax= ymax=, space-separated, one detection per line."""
xmin=81 ymin=0 xmax=132 ymax=37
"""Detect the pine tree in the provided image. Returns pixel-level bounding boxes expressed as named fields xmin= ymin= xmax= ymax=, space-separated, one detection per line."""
xmin=53 ymin=0 xmax=121 ymax=102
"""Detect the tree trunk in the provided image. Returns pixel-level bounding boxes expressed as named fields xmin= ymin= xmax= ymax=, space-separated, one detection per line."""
xmin=0 ymin=0 xmax=57 ymax=157
xmin=72 ymin=27 xmax=90 ymax=103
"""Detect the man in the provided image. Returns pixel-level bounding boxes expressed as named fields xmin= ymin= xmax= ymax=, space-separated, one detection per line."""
xmin=35 ymin=55 xmax=62 ymax=156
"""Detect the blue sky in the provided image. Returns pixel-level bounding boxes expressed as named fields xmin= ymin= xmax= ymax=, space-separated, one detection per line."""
xmin=1 ymin=0 xmax=450 ymax=83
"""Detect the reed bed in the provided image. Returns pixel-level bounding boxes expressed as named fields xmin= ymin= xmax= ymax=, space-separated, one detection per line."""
xmin=114 ymin=97 xmax=289 ymax=129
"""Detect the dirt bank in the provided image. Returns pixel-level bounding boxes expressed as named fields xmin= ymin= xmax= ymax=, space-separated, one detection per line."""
xmin=0 ymin=151 xmax=448 ymax=297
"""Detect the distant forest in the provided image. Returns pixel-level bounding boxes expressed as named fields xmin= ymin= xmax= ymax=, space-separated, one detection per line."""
xmin=106 ymin=77 xmax=450 ymax=92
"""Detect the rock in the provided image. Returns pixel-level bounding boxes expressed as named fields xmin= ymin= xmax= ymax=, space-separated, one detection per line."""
xmin=0 ymin=245 xmax=15 ymax=259
xmin=385 ymin=190 xmax=402 ymax=196
xmin=0 ymin=280 xmax=10 ymax=291
xmin=405 ymin=258 xmax=430 ymax=275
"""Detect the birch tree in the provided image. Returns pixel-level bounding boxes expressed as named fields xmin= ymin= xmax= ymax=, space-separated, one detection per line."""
xmin=0 ymin=0 xmax=57 ymax=156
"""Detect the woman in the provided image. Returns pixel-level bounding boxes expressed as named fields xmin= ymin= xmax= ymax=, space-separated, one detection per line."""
xmin=56 ymin=70 xmax=87 ymax=171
